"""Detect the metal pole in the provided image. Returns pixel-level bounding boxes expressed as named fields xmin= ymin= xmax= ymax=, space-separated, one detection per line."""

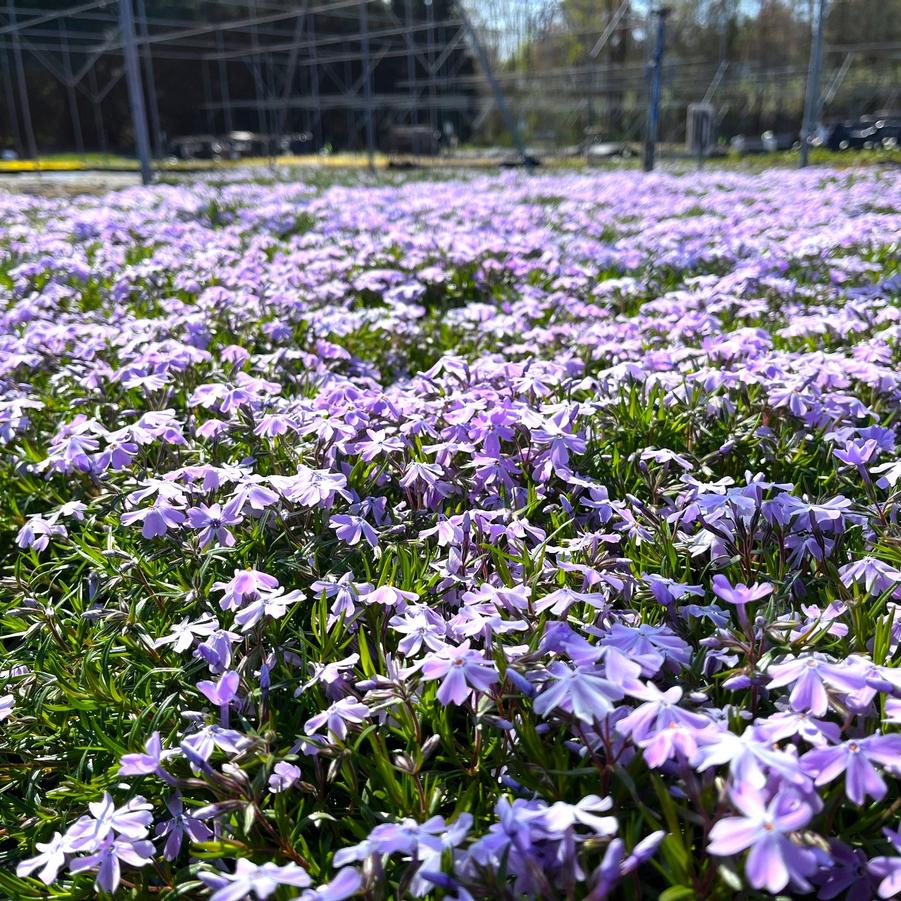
xmin=1 ymin=45 xmax=22 ymax=155
xmin=309 ymin=14 xmax=320 ymax=150
xmin=88 ymin=65 xmax=108 ymax=154
xmin=459 ymin=5 xmax=530 ymax=167
xmin=118 ymin=0 xmax=153 ymax=184
xmin=359 ymin=0 xmax=375 ymax=169
xmin=217 ymin=32 xmax=233 ymax=135
xmin=405 ymin=0 xmax=416 ymax=124
xmin=800 ymin=0 xmax=828 ymax=168
xmin=60 ymin=22 xmax=84 ymax=155
xmin=136 ymin=0 xmax=163 ymax=158
xmin=8 ymin=1 xmax=37 ymax=160
xmin=643 ymin=6 xmax=668 ymax=173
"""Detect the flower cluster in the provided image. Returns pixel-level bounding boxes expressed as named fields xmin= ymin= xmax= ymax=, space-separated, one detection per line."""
xmin=2 ymin=166 xmax=901 ymax=899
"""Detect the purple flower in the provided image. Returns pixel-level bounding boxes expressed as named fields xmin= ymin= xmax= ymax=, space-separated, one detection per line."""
xmin=233 ymin=587 xmax=305 ymax=631
xmin=154 ymin=614 xmax=219 ymax=653
xmin=420 ymin=642 xmax=499 ymax=706
xmin=588 ymin=830 xmax=665 ymax=898
xmin=118 ymin=731 xmax=171 ymax=779
xmin=197 ymin=670 xmax=240 ymax=707
xmin=199 ymin=858 xmax=311 ymax=901
xmin=295 ymin=867 xmax=363 ymax=901
xmin=213 ymin=568 xmax=280 ymax=611
xmin=544 ymin=794 xmax=618 ymax=835
xmin=801 ymin=734 xmax=901 ymax=804
xmin=65 ymin=793 xmax=153 ymax=850
xmin=154 ymin=795 xmax=215 ymax=860
xmin=186 ymin=502 xmax=242 ymax=548
xmin=834 ymin=438 xmax=879 ymax=468
xmin=269 ymin=761 xmax=301 ymax=793
xmin=838 ymin=556 xmax=901 ymax=595
xmin=329 ymin=513 xmax=379 ymax=548
xmin=68 ymin=835 xmax=155 ymax=894
xmin=707 ymin=783 xmax=818 ymax=893
xmin=304 ymin=697 xmax=371 ymax=741
xmin=533 ymin=661 xmax=625 ymax=724
xmin=121 ymin=498 xmax=186 ymax=539
xmin=16 ymin=832 xmax=70 ymax=885
xmin=765 ymin=654 xmax=869 ymax=716
xmin=712 ymin=574 xmax=773 ymax=607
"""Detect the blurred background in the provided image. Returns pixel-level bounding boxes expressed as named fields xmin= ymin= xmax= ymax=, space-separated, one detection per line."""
xmin=0 ymin=0 xmax=897 ymax=172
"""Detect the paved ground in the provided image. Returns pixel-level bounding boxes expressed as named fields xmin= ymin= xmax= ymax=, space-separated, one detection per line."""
xmin=0 ymin=171 xmax=143 ymax=196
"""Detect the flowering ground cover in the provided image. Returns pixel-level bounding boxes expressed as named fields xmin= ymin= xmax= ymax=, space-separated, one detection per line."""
xmin=1 ymin=166 xmax=900 ymax=899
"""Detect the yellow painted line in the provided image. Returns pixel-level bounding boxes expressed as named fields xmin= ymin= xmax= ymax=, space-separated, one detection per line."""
xmin=0 ymin=161 xmax=88 ymax=171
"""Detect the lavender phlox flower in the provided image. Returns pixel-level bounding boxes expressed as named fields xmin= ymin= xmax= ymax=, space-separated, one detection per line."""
xmin=389 ymin=607 xmax=448 ymax=656
xmin=533 ymin=586 xmax=608 ymax=615
xmin=293 ymin=868 xmax=363 ymax=901
xmin=179 ymin=724 xmax=252 ymax=766
xmin=640 ymin=447 xmax=692 ymax=470
xmin=692 ymin=726 xmax=808 ymax=788
xmin=531 ymin=417 xmax=586 ymax=471
xmin=118 ymin=731 xmax=177 ymax=781
xmin=348 ymin=428 xmax=405 ymax=461
xmin=0 ymin=693 xmax=13 ymax=721
xmin=533 ymin=660 xmax=624 ymax=724
xmin=643 ymin=574 xmax=704 ymax=608
xmin=419 ymin=641 xmax=499 ymax=706
xmin=154 ymin=613 xmax=219 ymax=653
xmin=121 ymin=497 xmax=186 ymax=539
xmin=269 ymin=465 xmax=350 ymax=508
xmin=359 ymin=584 xmax=419 ymax=611
xmin=834 ymin=438 xmax=879 ymax=468
xmin=212 ymin=568 xmax=280 ymax=611
xmin=226 ymin=479 xmax=281 ymax=513
xmin=869 ymin=826 xmax=901 ymax=900
xmin=16 ymin=514 xmax=67 ymax=552
xmin=707 ymin=782 xmax=818 ymax=894
xmin=616 ymin=684 xmax=713 ymax=741
xmin=765 ymin=653 xmax=871 ymax=716
xmin=587 ymin=831 xmax=665 ymax=899
xmin=269 ymin=761 xmax=301 ymax=793
xmin=296 ymin=653 xmax=360 ymax=697
xmin=597 ymin=622 xmax=691 ymax=675
xmin=752 ymin=710 xmax=841 ymax=748
xmin=64 ymin=793 xmax=154 ymax=853
xmin=462 ymin=583 xmax=531 ymax=614
xmin=254 ymin=413 xmax=298 ymax=438
xmin=872 ymin=459 xmax=901 ymax=490
xmin=186 ymin=501 xmax=243 ymax=548
xmin=15 ymin=832 xmax=71 ymax=885
xmin=813 ymin=841 xmax=882 ymax=901
xmin=312 ymin=572 xmax=371 ymax=626
xmin=543 ymin=795 xmax=618 ymax=836
xmin=197 ymin=670 xmax=240 ymax=707
xmin=234 ymin=586 xmax=305 ymax=631
xmin=334 ymin=814 xmax=471 ymax=897
xmin=155 ymin=794 xmax=215 ymax=860
xmin=712 ymin=574 xmax=773 ymax=607
xmin=195 ymin=628 xmax=242 ymax=673
xmin=838 ymin=556 xmax=901 ymax=595
xmin=304 ymin=697 xmax=371 ymax=741
xmin=329 ymin=513 xmax=379 ymax=548
xmin=801 ymin=734 xmax=901 ymax=804
xmin=199 ymin=859 xmax=311 ymax=901
xmin=68 ymin=835 xmax=155 ymax=894
xmin=787 ymin=601 xmax=849 ymax=642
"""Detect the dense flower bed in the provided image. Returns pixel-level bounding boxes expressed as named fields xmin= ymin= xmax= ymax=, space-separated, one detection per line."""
xmin=1 ymin=168 xmax=901 ymax=899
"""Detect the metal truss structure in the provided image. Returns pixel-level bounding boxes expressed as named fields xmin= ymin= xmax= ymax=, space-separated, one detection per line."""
xmin=0 ymin=0 xmax=898 ymax=181
xmin=0 ymin=0 xmax=510 ymax=176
